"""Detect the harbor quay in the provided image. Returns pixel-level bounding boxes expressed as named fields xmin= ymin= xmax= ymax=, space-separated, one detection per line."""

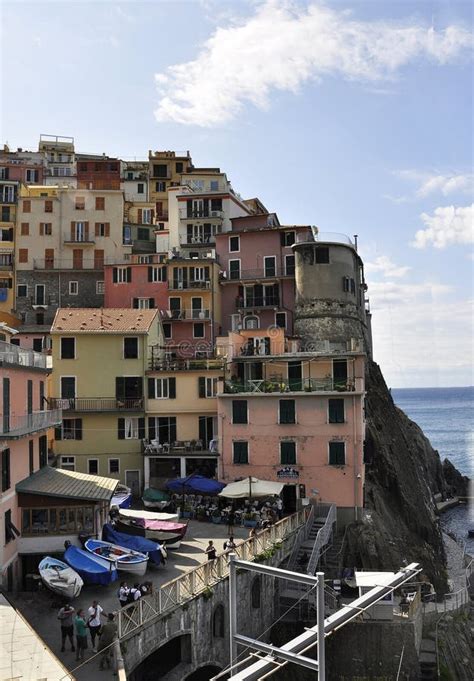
xmin=10 ymin=519 xmax=249 ymax=681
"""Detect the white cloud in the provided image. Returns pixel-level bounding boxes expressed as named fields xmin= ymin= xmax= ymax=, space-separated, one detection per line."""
xmin=391 ymin=170 xmax=474 ymax=201
xmin=411 ymin=204 xmax=474 ymax=249
xmin=365 ymin=255 xmax=411 ymax=278
xmin=154 ymin=0 xmax=472 ymax=126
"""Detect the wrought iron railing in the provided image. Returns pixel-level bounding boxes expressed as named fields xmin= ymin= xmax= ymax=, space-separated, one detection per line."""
xmin=148 ymin=357 xmax=224 ymax=371
xmin=117 ymin=509 xmax=308 ymax=639
xmin=49 ymin=398 xmax=143 ymax=412
xmin=224 ymin=378 xmax=355 ymax=394
xmin=307 ymin=503 xmax=337 ymax=575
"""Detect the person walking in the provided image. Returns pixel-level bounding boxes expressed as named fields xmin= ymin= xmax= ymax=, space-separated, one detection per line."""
xmin=74 ymin=609 xmax=88 ymax=661
xmin=117 ymin=581 xmax=129 ymax=608
xmin=223 ymin=536 xmax=236 ymax=551
xmin=97 ymin=613 xmax=118 ymax=671
xmin=87 ymin=600 xmax=104 ymax=652
xmin=57 ymin=603 xmax=75 ymax=653
xmin=226 ymin=507 xmax=235 ymax=536
xmin=128 ymin=583 xmax=141 ymax=603
xmin=205 ymin=540 xmax=216 ymax=560
xmin=276 ymin=498 xmax=283 ymax=520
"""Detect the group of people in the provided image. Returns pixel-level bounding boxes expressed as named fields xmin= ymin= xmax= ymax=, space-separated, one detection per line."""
xmin=177 ymin=495 xmax=284 ymax=527
xmin=117 ymin=580 xmax=153 ymax=608
xmin=57 ymin=600 xmax=117 ymax=669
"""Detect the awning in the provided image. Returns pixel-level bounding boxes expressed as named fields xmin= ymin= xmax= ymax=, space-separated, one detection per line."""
xmin=219 ymin=477 xmax=284 ymax=499
xmin=16 ymin=466 xmax=118 ymax=502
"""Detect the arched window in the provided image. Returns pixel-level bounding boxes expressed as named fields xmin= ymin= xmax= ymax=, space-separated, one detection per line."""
xmin=244 ymin=316 xmax=259 ymax=330
xmin=212 ymin=604 xmax=225 ymax=638
xmin=251 ymin=577 xmax=261 ymax=609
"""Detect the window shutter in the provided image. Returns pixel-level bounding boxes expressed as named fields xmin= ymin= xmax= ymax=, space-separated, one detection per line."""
xmin=168 ymin=377 xmax=176 ymax=399
xmin=186 ymin=201 xmax=192 ymax=217
xmin=8 ymin=228 xmax=13 ymax=241
xmin=95 ymin=223 xmax=99 ymax=237
xmin=39 ymin=223 xmax=44 ymax=236
xmin=113 ymin=267 xmax=118 ymax=283
xmin=148 ymin=418 xmax=156 ymax=441
xmin=161 ymin=267 xmax=167 ymax=282
xmin=116 ymin=377 xmax=125 ymax=399
xmin=127 ymin=267 xmax=132 ymax=283
xmin=205 ymin=266 xmax=210 ymax=280
xmin=118 ymin=418 xmax=125 ymax=440
xmin=70 ymin=222 xmax=75 ymax=240
xmin=138 ymin=418 xmax=145 ymax=439
xmin=7 ymin=279 xmax=12 ymax=289
xmin=75 ymin=419 xmax=82 ymax=440
xmin=85 ymin=222 xmax=89 ymax=240
xmin=148 ymin=266 xmax=153 ymax=282
xmin=105 ymin=223 xmax=110 ymax=237
xmin=137 ymin=209 xmax=142 ymax=223
xmin=132 ymin=298 xmax=139 ymax=308
xmin=148 ymin=298 xmax=155 ymax=308
xmin=198 ymin=377 xmax=206 ymax=398
xmin=148 ymin=378 xmax=155 ymax=399
xmin=55 ymin=425 xmax=62 ymax=441
xmin=280 ymin=232 xmax=286 ymax=246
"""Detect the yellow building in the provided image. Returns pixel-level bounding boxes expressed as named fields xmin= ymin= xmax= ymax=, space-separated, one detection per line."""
xmin=50 ymin=308 xmax=163 ymax=494
xmin=0 ymin=180 xmax=18 ymax=319
xmin=144 ymin=357 xmax=224 ymax=489
xmin=148 ymin=150 xmax=193 ymax=220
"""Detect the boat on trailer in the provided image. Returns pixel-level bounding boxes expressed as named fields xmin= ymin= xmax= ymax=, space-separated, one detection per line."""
xmin=116 ymin=509 xmax=187 ymax=548
xmin=84 ymin=538 xmax=148 ymax=576
xmin=38 ymin=556 xmax=83 ymax=599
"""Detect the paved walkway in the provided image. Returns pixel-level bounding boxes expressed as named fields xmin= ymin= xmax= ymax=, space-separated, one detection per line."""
xmin=10 ymin=520 xmax=248 ymax=681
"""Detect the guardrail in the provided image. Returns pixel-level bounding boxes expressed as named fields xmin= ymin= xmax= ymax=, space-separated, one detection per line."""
xmin=286 ymin=504 xmax=314 ymax=571
xmin=307 ymin=503 xmax=337 ymax=575
xmin=0 ymin=341 xmax=48 ymax=370
xmin=49 ymin=398 xmax=143 ymax=412
xmin=224 ymin=378 xmax=356 ymax=394
xmin=0 ymin=409 xmax=62 ymax=438
xmin=117 ymin=509 xmax=308 ymax=639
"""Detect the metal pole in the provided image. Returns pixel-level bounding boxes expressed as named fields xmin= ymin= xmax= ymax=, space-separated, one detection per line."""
xmin=316 ymin=571 xmax=325 ymax=680
xmin=229 ymin=552 xmax=238 ymax=676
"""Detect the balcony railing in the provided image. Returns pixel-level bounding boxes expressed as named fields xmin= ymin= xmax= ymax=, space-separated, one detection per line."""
xmin=179 ymin=235 xmax=217 ymax=247
xmin=223 ymin=378 xmax=356 ymax=394
xmin=0 ymin=409 xmax=62 ymax=439
xmin=223 ymin=267 xmax=294 ymax=281
xmin=179 ymin=209 xmax=224 ymax=220
xmin=33 ymin=258 xmax=103 ymax=270
xmin=0 ymin=341 xmax=49 ymax=369
xmin=235 ymin=297 xmax=280 ymax=310
xmin=168 ymin=280 xmax=211 ymax=291
xmin=142 ymin=439 xmax=219 ymax=455
xmin=49 ymin=397 xmax=144 ymax=412
xmin=148 ymin=357 xmax=225 ymax=371
xmin=162 ymin=309 xmax=211 ymax=321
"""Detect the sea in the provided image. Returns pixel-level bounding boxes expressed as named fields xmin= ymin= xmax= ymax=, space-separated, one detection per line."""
xmin=392 ymin=387 xmax=473 ymax=556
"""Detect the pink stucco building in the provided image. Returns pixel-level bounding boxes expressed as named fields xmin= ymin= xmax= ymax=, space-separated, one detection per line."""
xmin=0 ymin=338 xmax=61 ymax=589
xmin=216 ymin=328 xmax=366 ymax=523
xmin=215 ymin=215 xmax=311 ymax=336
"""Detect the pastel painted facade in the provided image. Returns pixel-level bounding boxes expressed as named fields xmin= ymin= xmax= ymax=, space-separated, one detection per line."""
xmin=216 ymin=328 xmax=366 ymax=522
xmin=0 ymin=179 xmax=17 ymax=317
xmin=144 ymin=361 xmax=224 ymax=489
xmin=0 ymin=337 xmax=61 ymax=589
xmin=148 ymin=150 xmax=193 ymax=220
xmin=0 ymin=147 xmax=44 ymax=184
xmin=38 ymin=134 xmax=76 ymax=187
xmin=215 ymin=217 xmax=310 ymax=336
xmin=49 ymin=308 xmax=162 ymax=493
xmin=121 ymin=161 xmax=149 ymax=202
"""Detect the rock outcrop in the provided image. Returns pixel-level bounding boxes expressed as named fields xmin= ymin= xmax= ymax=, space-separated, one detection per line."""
xmin=345 ymin=360 xmax=455 ymax=593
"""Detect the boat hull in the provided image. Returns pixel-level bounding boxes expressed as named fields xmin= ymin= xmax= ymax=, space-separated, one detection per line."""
xmin=84 ymin=539 xmax=148 ymax=577
xmin=38 ymin=557 xmax=83 ymax=599
xmin=116 ymin=519 xmax=186 ymax=549
xmin=64 ymin=546 xmax=118 ymax=585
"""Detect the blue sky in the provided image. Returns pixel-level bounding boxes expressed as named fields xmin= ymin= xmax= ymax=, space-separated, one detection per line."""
xmin=2 ymin=0 xmax=473 ymax=388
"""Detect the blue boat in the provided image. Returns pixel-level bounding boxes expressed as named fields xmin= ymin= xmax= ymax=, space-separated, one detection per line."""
xmin=102 ymin=523 xmax=165 ymax=566
xmin=64 ymin=545 xmax=118 ymax=586
xmin=110 ymin=484 xmax=132 ymax=509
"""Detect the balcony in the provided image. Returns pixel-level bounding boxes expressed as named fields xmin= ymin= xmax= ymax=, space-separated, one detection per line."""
xmin=63 ymin=238 xmax=95 ymax=246
xmin=223 ymin=378 xmax=357 ymax=394
xmin=223 ymin=267 xmax=294 ymax=282
xmin=0 ymin=409 xmax=62 ymax=439
xmin=162 ymin=308 xmax=211 ymax=321
xmin=168 ymin=280 xmax=211 ymax=291
xmin=49 ymin=397 xmax=144 ymax=412
xmin=0 ymin=341 xmax=48 ymax=370
xmin=143 ymin=439 xmax=219 ymax=455
xmin=179 ymin=235 xmax=218 ymax=247
xmin=235 ymin=297 xmax=280 ymax=310
xmin=148 ymin=357 xmax=225 ymax=371
xmin=0 ymin=257 xmax=13 ymax=271
xmin=179 ymin=209 xmax=224 ymax=221
xmin=33 ymin=258 xmax=103 ymax=270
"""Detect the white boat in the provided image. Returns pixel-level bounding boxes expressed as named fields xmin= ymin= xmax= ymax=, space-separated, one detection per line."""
xmin=116 ymin=509 xmax=187 ymax=548
xmin=39 ymin=556 xmax=83 ymax=599
xmin=84 ymin=539 xmax=148 ymax=577
xmin=110 ymin=484 xmax=132 ymax=509
xmin=119 ymin=509 xmax=179 ymax=523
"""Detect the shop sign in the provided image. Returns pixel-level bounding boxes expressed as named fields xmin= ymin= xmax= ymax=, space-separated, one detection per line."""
xmin=276 ymin=467 xmax=299 ymax=479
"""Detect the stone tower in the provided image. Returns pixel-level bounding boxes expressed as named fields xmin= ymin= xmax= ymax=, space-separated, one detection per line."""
xmin=292 ymin=231 xmax=372 ymax=355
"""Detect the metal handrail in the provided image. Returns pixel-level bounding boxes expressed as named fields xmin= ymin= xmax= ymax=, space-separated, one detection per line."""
xmin=307 ymin=504 xmax=337 ymax=575
xmin=286 ymin=504 xmax=315 ymax=570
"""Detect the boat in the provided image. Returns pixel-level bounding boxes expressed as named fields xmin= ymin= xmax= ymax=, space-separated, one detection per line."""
xmin=64 ymin=545 xmax=118 ymax=586
xmin=110 ymin=484 xmax=132 ymax=509
xmin=102 ymin=523 xmax=166 ymax=566
xmin=116 ymin=509 xmax=187 ymax=548
xmin=38 ymin=556 xmax=83 ymax=599
xmin=85 ymin=538 xmax=148 ymax=576
xmin=142 ymin=487 xmax=170 ymax=509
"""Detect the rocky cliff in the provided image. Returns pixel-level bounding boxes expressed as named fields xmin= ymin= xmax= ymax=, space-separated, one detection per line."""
xmin=345 ymin=360 xmax=465 ymax=593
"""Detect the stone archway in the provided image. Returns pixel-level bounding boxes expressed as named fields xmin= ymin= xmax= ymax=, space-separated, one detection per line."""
xmin=128 ymin=633 xmax=192 ymax=680
xmin=184 ymin=664 xmax=222 ymax=681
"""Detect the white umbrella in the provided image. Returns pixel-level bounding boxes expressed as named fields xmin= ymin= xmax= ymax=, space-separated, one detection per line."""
xmin=218 ymin=477 xmax=284 ymax=499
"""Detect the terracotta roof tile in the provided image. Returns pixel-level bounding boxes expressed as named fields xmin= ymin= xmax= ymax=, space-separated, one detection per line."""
xmin=51 ymin=308 xmax=159 ymax=334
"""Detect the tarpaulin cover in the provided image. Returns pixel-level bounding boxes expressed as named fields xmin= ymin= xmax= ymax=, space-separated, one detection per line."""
xmin=142 ymin=488 xmax=169 ymax=504
xmin=64 ymin=545 xmax=118 ymax=585
xmin=102 ymin=523 xmax=162 ymax=566
xmin=166 ymin=474 xmax=226 ymax=495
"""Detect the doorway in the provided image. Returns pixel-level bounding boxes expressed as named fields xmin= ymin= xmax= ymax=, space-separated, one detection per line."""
xmin=282 ymin=485 xmax=297 ymax=513
xmin=125 ymin=470 xmax=141 ymax=497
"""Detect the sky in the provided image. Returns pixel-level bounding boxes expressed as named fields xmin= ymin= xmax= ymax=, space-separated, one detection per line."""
xmin=1 ymin=0 xmax=473 ymax=388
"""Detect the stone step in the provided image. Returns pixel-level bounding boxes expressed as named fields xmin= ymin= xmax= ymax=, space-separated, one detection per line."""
xmin=420 ymin=640 xmax=436 ymax=654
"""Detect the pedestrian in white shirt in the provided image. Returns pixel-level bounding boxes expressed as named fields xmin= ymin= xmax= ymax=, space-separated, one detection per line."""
xmin=87 ymin=600 xmax=105 ymax=652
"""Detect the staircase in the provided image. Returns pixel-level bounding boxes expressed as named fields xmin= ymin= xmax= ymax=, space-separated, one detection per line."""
xmin=290 ymin=515 xmax=327 ymax=573
xmin=320 ymin=531 xmax=345 ymax=579
xmin=418 ymin=639 xmax=437 ymax=680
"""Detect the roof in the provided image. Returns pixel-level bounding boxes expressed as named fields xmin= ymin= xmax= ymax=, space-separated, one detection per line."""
xmin=51 ymin=308 xmax=159 ymax=334
xmin=0 ymin=594 xmax=73 ymax=681
xmin=16 ymin=466 xmax=119 ymax=502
